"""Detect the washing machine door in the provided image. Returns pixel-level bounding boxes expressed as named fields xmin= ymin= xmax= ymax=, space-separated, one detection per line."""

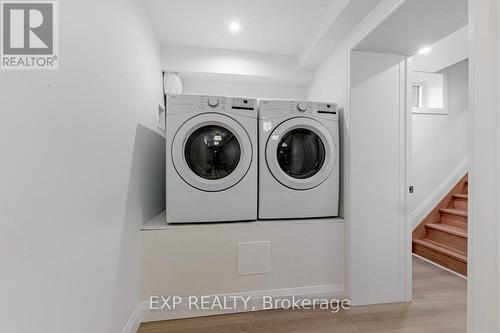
xmin=266 ymin=117 xmax=336 ymax=190
xmin=172 ymin=113 xmax=252 ymax=192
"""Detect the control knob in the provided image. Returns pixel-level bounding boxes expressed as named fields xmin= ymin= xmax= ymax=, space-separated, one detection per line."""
xmin=297 ymin=103 xmax=308 ymax=112
xmin=207 ymin=97 xmax=219 ymax=107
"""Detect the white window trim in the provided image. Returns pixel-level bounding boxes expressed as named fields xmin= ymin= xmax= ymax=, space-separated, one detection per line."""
xmin=412 ymin=71 xmax=448 ymax=115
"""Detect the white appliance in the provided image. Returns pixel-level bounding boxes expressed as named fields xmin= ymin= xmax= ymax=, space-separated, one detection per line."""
xmin=258 ymin=100 xmax=339 ymax=219
xmin=166 ymin=94 xmax=257 ymax=223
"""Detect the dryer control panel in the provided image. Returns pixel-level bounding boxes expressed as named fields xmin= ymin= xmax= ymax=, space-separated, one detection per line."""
xmin=258 ymin=100 xmax=339 ymax=121
xmin=289 ymin=101 xmax=338 ymax=117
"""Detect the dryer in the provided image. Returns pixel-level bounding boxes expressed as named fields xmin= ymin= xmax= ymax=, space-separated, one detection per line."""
xmin=258 ymin=100 xmax=339 ymax=219
xmin=166 ymin=94 xmax=257 ymax=223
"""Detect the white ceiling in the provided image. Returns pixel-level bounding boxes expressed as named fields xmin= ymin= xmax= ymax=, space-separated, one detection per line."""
xmin=354 ymin=0 xmax=468 ymax=56
xmin=141 ymin=0 xmax=336 ymax=55
xmin=142 ymin=0 xmax=468 ymax=83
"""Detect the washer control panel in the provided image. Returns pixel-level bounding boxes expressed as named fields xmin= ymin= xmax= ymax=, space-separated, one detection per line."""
xmin=316 ymin=103 xmax=338 ymax=114
xmin=231 ymin=98 xmax=256 ymax=110
xmin=199 ymin=96 xmax=256 ymax=112
xmin=200 ymin=95 xmax=225 ymax=110
xmin=167 ymin=94 xmax=256 ymax=117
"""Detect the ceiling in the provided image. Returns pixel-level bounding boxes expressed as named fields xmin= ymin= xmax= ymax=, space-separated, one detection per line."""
xmin=142 ymin=0 xmax=468 ymax=80
xmin=141 ymin=0 xmax=337 ymax=55
xmin=354 ymin=0 xmax=468 ymax=56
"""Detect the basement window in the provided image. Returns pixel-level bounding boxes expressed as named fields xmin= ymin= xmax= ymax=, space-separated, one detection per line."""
xmin=412 ymin=71 xmax=447 ymax=114
xmin=412 ymin=83 xmax=423 ymax=108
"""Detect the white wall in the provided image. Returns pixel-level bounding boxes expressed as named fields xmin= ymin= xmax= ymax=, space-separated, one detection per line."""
xmin=349 ymin=51 xmax=408 ymax=305
xmin=181 ymin=78 xmax=307 ymax=100
xmin=162 ymin=45 xmax=313 ymax=86
xmin=0 ymin=1 xmax=163 ymax=333
xmin=141 ymin=220 xmax=345 ymax=321
xmin=468 ymin=0 xmax=500 ymax=331
xmin=410 ymin=60 xmax=469 ymax=221
xmin=162 ymin=45 xmax=310 ymax=100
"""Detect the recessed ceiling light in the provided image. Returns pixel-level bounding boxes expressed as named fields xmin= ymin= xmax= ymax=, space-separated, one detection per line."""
xmin=229 ymin=21 xmax=241 ymax=33
xmin=418 ymin=47 xmax=432 ymax=55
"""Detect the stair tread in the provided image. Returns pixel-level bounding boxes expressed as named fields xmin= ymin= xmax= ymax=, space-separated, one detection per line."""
xmin=453 ymin=194 xmax=468 ymax=199
xmin=425 ymin=223 xmax=468 ymax=238
xmin=413 ymin=238 xmax=467 ymax=262
xmin=439 ymin=208 xmax=468 ymax=217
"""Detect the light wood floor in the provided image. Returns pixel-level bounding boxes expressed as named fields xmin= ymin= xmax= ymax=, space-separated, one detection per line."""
xmin=138 ymin=256 xmax=466 ymax=333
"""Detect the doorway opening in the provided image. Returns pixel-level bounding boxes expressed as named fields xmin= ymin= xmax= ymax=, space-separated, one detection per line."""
xmin=348 ymin=0 xmax=469 ymax=328
xmin=409 ymin=48 xmax=469 ymax=278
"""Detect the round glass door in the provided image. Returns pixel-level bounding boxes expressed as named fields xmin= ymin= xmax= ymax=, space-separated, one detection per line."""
xmin=172 ymin=113 xmax=253 ymax=192
xmin=265 ymin=117 xmax=335 ymax=190
xmin=276 ymin=129 xmax=325 ymax=179
xmin=184 ymin=125 xmax=241 ymax=180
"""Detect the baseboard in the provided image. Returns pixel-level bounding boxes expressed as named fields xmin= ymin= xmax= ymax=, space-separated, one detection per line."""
xmin=412 ymin=254 xmax=467 ymax=279
xmin=411 ymin=157 xmax=468 ymax=229
xmin=120 ymin=302 xmax=144 ymax=333
xmin=139 ymin=284 xmax=345 ymax=323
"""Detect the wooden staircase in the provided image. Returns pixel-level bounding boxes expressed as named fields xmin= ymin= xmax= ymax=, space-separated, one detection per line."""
xmin=412 ymin=175 xmax=468 ymax=276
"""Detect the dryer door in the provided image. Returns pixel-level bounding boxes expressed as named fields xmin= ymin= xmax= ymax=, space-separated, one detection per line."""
xmin=266 ymin=117 xmax=336 ymax=190
xmin=172 ymin=113 xmax=252 ymax=192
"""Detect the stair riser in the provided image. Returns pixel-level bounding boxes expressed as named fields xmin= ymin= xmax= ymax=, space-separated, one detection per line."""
xmin=413 ymin=243 xmax=467 ymax=275
xmin=453 ymin=198 xmax=468 ymax=211
xmin=440 ymin=213 xmax=467 ymax=227
xmin=426 ymin=228 xmax=467 ymax=253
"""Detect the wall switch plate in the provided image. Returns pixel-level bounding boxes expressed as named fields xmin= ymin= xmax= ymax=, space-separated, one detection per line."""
xmin=238 ymin=241 xmax=271 ymax=275
xmin=157 ymin=105 xmax=166 ymax=132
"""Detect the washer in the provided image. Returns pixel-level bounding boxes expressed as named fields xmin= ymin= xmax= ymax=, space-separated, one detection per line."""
xmin=258 ymin=100 xmax=339 ymax=219
xmin=166 ymin=94 xmax=257 ymax=223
